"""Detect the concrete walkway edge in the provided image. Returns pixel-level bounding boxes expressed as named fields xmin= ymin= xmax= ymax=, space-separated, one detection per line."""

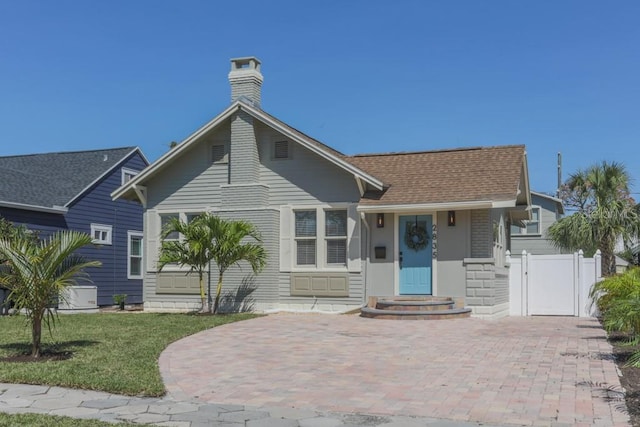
xmin=0 ymin=382 xmax=513 ymax=426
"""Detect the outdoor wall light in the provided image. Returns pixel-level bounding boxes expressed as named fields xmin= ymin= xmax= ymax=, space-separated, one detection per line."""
xmin=448 ymin=210 xmax=456 ymax=226
xmin=376 ymin=213 xmax=385 ymax=228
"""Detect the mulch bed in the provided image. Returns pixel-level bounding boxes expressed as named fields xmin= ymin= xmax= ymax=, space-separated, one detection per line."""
xmin=610 ymin=332 xmax=640 ymax=425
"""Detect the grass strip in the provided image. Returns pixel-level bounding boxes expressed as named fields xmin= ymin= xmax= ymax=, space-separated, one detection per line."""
xmin=0 ymin=312 xmax=257 ymax=396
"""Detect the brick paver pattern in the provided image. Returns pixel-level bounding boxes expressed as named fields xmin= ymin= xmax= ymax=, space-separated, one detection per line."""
xmin=160 ymin=314 xmax=629 ymax=426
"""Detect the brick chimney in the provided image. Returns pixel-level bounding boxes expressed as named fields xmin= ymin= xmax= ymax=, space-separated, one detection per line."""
xmin=228 ymin=57 xmax=263 ymax=107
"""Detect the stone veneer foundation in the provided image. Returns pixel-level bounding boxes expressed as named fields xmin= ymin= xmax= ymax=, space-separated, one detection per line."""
xmin=464 ymin=257 xmax=510 ymax=319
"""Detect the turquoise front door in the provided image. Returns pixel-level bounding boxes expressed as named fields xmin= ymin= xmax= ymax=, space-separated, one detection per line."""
xmin=399 ymin=215 xmax=432 ymax=295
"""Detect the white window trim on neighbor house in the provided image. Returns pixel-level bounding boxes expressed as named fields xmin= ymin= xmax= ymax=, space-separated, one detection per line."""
xmin=280 ymin=204 xmax=360 ymax=273
xmin=127 ymin=231 xmax=144 ymax=279
xmin=121 ymin=167 xmax=139 ymax=185
xmin=511 ymin=206 xmax=541 ymax=236
xmin=91 ymin=223 xmax=113 ymax=245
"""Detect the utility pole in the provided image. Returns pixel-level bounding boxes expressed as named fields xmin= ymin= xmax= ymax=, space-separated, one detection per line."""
xmin=557 ymin=152 xmax=562 ymax=198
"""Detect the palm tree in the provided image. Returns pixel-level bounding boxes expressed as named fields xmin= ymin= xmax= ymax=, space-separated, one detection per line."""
xmin=0 ymin=230 xmax=101 ymax=357
xmin=548 ymin=161 xmax=640 ymax=276
xmin=159 ymin=215 xmax=216 ymax=311
xmin=159 ymin=213 xmax=266 ymax=313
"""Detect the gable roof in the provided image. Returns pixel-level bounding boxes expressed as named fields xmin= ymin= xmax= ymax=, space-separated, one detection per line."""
xmin=112 ymin=101 xmax=529 ymax=212
xmin=0 ymin=147 xmax=146 ymax=212
xmin=112 ymin=100 xmax=384 ymax=202
xmin=531 ymin=191 xmax=565 ymax=215
xmin=348 ymin=145 xmax=528 ymax=210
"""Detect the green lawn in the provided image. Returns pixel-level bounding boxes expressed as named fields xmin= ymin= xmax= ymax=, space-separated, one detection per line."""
xmin=0 ymin=413 xmax=138 ymax=426
xmin=0 ymin=312 xmax=257 ymax=396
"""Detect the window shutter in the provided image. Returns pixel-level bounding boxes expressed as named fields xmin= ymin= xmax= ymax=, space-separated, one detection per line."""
xmin=280 ymin=206 xmax=292 ymax=272
xmin=347 ymin=204 xmax=361 ymax=272
xmin=145 ymin=210 xmax=159 ymax=272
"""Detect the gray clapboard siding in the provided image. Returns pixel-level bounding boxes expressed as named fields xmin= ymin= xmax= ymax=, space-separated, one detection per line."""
xmin=510 ymin=194 xmax=563 ymax=255
xmin=470 ymin=209 xmax=491 ymax=258
xmin=147 ymin=124 xmax=230 ymax=210
xmin=256 ymin=123 xmax=361 ymax=205
xmin=210 ymin=209 xmax=280 ymax=307
xmin=495 ymin=268 xmax=509 ymax=304
xmin=142 ymin=117 xmax=368 ymax=310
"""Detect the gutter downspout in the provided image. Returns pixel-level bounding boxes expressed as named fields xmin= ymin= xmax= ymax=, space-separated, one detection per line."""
xmin=360 ymin=212 xmax=370 ymax=307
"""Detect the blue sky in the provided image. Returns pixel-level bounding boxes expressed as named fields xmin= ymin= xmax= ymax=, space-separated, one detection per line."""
xmin=1 ymin=1 xmax=639 ymax=195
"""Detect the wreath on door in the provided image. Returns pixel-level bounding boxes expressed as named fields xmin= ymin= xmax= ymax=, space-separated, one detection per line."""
xmin=405 ymin=220 xmax=429 ymax=252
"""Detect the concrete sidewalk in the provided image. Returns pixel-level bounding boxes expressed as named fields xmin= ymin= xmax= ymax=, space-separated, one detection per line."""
xmin=0 ymin=382 xmax=511 ymax=426
xmin=160 ymin=315 xmax=630 ymax=426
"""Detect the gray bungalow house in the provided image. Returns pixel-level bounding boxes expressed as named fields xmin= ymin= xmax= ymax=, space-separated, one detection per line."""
xmin=0 ymin=147 xmax=148 ymax=306
xmin=510 ymin=191 xmax=564 ymax=255
xmin=113 ymin=57 xmax=531 ymax=318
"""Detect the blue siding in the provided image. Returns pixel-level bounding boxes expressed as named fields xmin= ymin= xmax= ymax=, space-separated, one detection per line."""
xmin=66 ymin=153 xmax=146 ymax=305
xmin=0 ymin=208 xmax=67 ymax=238
xmin=0 ymin=151 xmax=147 ymax=306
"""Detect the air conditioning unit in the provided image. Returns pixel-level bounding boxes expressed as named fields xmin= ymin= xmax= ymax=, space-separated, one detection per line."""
xmin=58 ymin=286 xmax=99 ymax=313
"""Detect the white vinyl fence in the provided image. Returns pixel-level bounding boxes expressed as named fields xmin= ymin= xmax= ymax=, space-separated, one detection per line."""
xmin=508 ymin=250 xmax=602 ymax=317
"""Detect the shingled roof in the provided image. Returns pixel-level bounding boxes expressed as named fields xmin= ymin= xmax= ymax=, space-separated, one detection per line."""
xmin=347 ymin=145 xmax=526 ymax=207
xmin=0 ymin=147 xmax=140 ymax=210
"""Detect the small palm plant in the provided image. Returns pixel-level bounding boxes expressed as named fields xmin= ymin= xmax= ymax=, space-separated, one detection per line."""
xmin=159 ymin=213 xmax=266 ymax=314
xmin=590 ymin=268 xmax=640 ymax=366
xmin=0 ymin=229 xmax=101 ymax=357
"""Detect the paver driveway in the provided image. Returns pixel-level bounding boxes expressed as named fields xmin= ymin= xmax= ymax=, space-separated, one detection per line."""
xmin=159 ymin=314 xmax=629 ymax=426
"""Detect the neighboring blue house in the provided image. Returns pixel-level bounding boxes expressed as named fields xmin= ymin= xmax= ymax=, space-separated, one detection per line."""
xmin=0 ymin=147 xmax=148 ymax=305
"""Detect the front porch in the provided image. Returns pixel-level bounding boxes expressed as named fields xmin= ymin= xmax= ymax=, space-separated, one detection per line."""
xmin=363 ymin=208 xmax=512 ymax=319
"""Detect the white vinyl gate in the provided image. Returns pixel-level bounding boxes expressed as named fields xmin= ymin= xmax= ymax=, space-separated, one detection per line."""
xmin=508 ymin=250 xmax=602 ymax=317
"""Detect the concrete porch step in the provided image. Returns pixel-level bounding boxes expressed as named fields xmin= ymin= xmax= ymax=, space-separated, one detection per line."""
xmin=376 ymin=299 xmax=455 ymax=311
xmin=360 ymin=306 xmax=472 ymax=320
xmin=360 ymin=296 xmax=472 ymax=320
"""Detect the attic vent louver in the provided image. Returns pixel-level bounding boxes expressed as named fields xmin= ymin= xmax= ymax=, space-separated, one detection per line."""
xmin=211 ymin=144 xmax=228 ymax=164
xmin=274 ymin=141 xmax=290 ymax=159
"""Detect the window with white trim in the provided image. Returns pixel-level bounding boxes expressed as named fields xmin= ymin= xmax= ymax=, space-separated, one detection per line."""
xmin=158 ymin=212 xmax=203 ymax=270
xmin=127 ymin=231 xmax=143 ymax=279
xmin=91 ymin=224 xmax=112 ymax=245
xmin=121 ymin=168 xmax=139 ymax=185
xmin=325 ymin=210 xmax=347 ymax=265
xmin=294 ymin=208 xmax=348 ymax=267
xmin=160 ymin=214 xmax=180 ymax=241
xmin=186 ymin=213 xmax=202 ymax=224
xmin=295 ymin=210 xmax=317 ymax=266
xmin=159 ymin=212 xmax=204 ymax=240
xmin=511 ymin=207 xmax=541 ymax=235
